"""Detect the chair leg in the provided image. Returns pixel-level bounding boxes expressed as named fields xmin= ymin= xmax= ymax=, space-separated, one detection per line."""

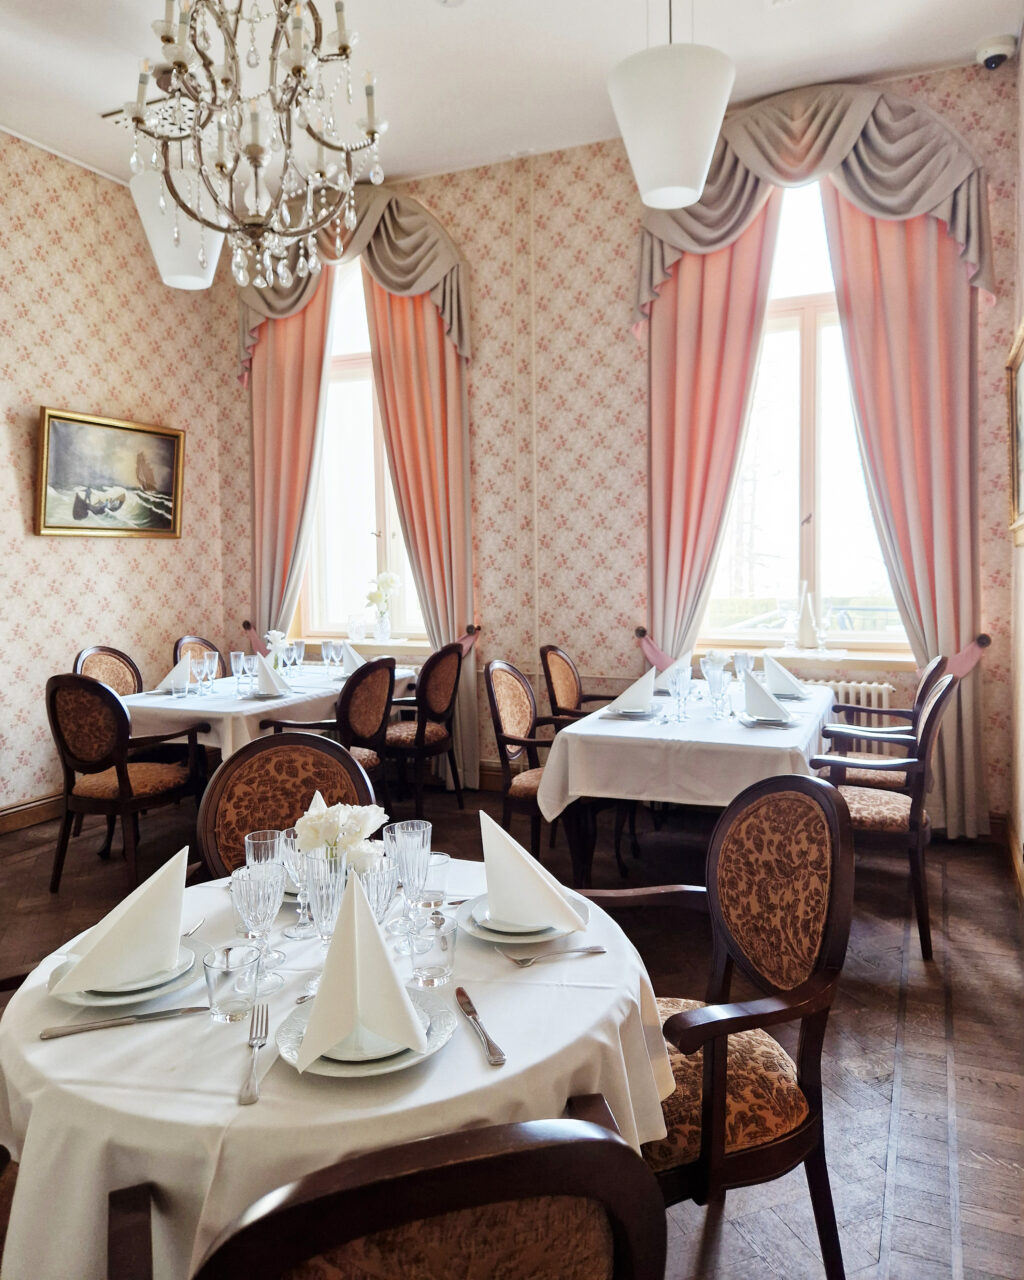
xmin=49 ymin=808 xmax=74 ymax=894
xmin=908 ymin=836 xmax=933 ymax=961
xmin=447 ymin=749 xmax=464 ymax=810
xmin=72 ymin=812 xmax=84 ymax=837
xmin=413 ymin=755 xmax=426 ymax=820
xmin=628 ymin=801 xmax=640 ymax=859
xmin=803 ymin=1139 xmax=846 ymax=1279
xmin=121 ymin=811 xmax=140 ymax=886
xmin=395 ymin=755 xmax=408 ymax=800
xmin=97 ymin=814 xmax=116 ymax=860
xmin=529 ymin=813 xmax=541 ymax=859
xmin=374 ymin=766 xmax=392 ymax=813
xmin=612 ymin=803 xmax=629 ymax=878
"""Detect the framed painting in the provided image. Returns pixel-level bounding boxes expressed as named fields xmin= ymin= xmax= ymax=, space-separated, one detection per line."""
xmin=36 ymin=408 xmax=184 ymax=538
xmin=1007 ymin=326 xmax=1024 ymax=545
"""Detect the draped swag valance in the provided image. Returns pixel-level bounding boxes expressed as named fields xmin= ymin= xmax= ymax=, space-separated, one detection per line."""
xmin=635 ymin=82 xmax=994 ymax=319
xmin=239 ymin=183 xmax=471 ymax=372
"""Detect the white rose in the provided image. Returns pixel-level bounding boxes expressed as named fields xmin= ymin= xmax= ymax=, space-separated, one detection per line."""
xmin=367 ymin=588 xmax=387 ymax=609
xmin=347 ymin=840 xmax=383 ymax=875
xmin=377 ymin=571 xmax=400 ymax=595
xmin=295 ymin=810 xmax=327 ymax=852
xmin=264 ymin=629 xmax=286 ymax=647
xmin=335 ymin=804 xmax=389 ymax=848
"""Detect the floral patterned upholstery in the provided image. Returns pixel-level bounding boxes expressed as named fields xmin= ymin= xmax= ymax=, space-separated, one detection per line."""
xmin=53 ymin=685 xmax=122 ymax=762
xmin=640 ymin=997 xmax=809 ymax=1173
xmin=282 ymin=1196 xmax=614 ymax=1280
xmin=546 ymin=651 xmax=581 ymax=713
xmin=349 ymin=746 xmax=381 ymax=773
xmin=73 ymin=762 xmax=189 ymax=800
xmin=212 ymin=745 xmax=365 ymax=872
xmin=715 ymin=792 xmax=832 ymax=990
xmin=491 ymin=667 xmax=534 ymax=760
xmin=820 ymin=750 xmax=907 ymax=791
xmin=838 ymin=786 xmax=916 ymax=833
xmin=346 ymin=667 xmax=391 ymax=741
xmin=422 ymin=651 xmax=460 ymax=717
xmin=177 ymin=640 xmax=226 ymax=678
xmin=386 ymin=721 xmax=449 ymax=749
xmin=509 ymin=767 xmax=544 ymax=798
xmin=79 ymin=652 xmax=141 ymax=697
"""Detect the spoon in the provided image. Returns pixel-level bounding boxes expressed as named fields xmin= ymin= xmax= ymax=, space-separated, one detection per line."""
xmin=181 ymin=917 xmax=205 ymax=939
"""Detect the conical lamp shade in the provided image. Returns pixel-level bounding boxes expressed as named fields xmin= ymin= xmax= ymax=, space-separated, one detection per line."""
xmin=608 ymin=42 xmax=735 ymax=209
xmin=130 ymin=172 xmax=225 ymax=291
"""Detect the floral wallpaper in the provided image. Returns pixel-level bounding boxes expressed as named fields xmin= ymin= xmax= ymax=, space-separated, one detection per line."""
xmin=406 ymin=60 xmax=1017 ymax=818
xmin=0 ymin=132 xmax=251 ymax=809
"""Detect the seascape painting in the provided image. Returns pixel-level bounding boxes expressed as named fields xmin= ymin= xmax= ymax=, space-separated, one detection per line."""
xmin=36 ymin=408 xmax=184 ymax=538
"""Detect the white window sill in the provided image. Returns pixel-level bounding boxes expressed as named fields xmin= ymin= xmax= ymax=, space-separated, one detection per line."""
xmin=695 ymin=643 xmax=917 ymax=673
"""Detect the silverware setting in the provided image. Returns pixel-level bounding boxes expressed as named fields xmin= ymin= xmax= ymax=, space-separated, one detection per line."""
xmin=181 ymin=917 xmax=205 ymax=938
xmin=494 ymin=945 xmax=607 ymax=968
xmin=238 ymin=1003 xmax=269 ymax=1105
xmin=455 ymin=986 xmax=506 ymax=1066
xmin=39 ymin=1006 xmax=209 ymax=1039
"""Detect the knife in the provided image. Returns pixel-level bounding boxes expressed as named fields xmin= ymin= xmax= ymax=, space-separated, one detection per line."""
xmin=455 ymin=987 xmax=506 ymax=1066
xmin=39 ymin=1006 xmax=209 ymax=1039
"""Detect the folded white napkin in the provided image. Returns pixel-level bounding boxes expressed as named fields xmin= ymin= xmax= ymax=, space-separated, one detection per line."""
xmin=341 ymin=641 xmax=365 ymax=676
xmin=654 ymin=652 xmax=692 ymax=693
xmin=296 ymin=874 xmax=428 ymax=1072
xmin=763 ymin=654 xmax=805 ymax=698
xmin=798 ymin=590 xmax=817 ymax=650
xmin=481 ymin=811 xmax=586 ymax=932
xmin=607 ymin=667 xmax=656 ymax=714
xmin=744 ymin=672 xmax=790 ymax=722
xmin=156 ymin=655 xmax=192 ymax=691
xmin=256 ymin=654 xmax=290 ymax=695
xmin=51 ymin=848 xmax=188 ymax=994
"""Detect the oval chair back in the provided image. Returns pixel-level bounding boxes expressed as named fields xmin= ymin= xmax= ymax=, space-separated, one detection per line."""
xmin=539 ymin=645 xmax=583 ymax=717
xmin=73 ymin=646 xmax=143 ymax=697
xmin=197 ymin=734 xmax=374 ymax=877
xmin=910 ymin=673 xmax=957 ymax=805
xmin=416 ymin=643 xmax=463 ymax=725
xmin=338 ymin=657 xmax=396 ymax=753
xmin=46 ymin=673 xmax=131 ymax=780
xmin=174 ymin=635 xmax=227 ymax=679
xmin=485 ymin=660 xmax=539 ymax=775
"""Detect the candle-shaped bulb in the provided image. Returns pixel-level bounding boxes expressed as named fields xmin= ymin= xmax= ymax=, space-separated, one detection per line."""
xmin=164 ymin=0 xmax=174 ymax=25
xmin=177 ymin=0 xmax=191 ymax=47
xmin=335 ymin=0 xmax=347 ymax=42
xmin=136 ymin=58 xmax=152 ymax=111
xmin=217 ymin=120 xmax=227 ymax=165
xmin=291 ymin=1 xmax=304 ymax=44
xmin=364 ymin=70 xmax=376 ymax=130
xmin=249 ymin=103 xmax=262 ymax=148
xmin=317 ymin=142 xmax=326 ymax=175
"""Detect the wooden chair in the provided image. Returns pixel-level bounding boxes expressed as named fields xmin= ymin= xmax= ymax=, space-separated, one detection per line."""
xmin=196 ymin=733 xmax=374 ymax=877
xmin=108 ymin=1095 xmax=666 ymax=1280
xmin=260 ymin=657 xmax=396 ymax=808
xmin=385 ymin=642 xmax=464 ymax=819
xmin=539 ymin=644 xmax=608 ymax=720
xmin=173 ymin=635 xmax=227 ymax=679
xmin=73 ymin=646 xmax=144 ymax=696
xmin=485 ymin=659 xmax=564 ymax=858
xmin=45 ymin=674 xmax=208 ymax=893
xmin=812 ymin=673 xmax=957 ymax=961
xmin=582 ymin=775 xmax=855 ymax=1279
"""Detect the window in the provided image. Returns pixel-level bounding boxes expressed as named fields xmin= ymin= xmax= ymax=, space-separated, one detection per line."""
xmin=700 ymin=184 xmax=908 ymax=650
xmin=299 ymin=261 xmax=427 ymax=640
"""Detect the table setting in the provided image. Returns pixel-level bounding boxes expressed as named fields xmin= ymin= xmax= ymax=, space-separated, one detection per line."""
xmin=0 ymin=802 xmax=671 ymax=1280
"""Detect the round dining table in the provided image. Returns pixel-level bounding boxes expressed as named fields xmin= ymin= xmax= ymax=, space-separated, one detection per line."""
xmin=0 ymin=859 xmax=673 ymax=1280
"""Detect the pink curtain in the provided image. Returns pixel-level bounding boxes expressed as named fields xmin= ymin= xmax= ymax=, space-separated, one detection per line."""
xmin=820 ymin=183 xmax=986 ymax=838
xmin=363 ymin=270 xmax=478 ymax=788
xmin=647 ymin=190 xmax=783 ymax=659
xmin=250 ymin=270 xmax=334 ymax=635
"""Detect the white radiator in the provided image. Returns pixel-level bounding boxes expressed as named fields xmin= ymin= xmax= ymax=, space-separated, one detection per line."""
xmin=806 ymin=679 xmax=898 ymax=753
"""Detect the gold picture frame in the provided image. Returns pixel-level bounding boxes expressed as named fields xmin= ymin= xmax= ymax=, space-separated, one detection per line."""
xmin=36 ymin=407 xmax=184 ymax=538
xmin=1007 ymin=325 xmax=1024 ymax=545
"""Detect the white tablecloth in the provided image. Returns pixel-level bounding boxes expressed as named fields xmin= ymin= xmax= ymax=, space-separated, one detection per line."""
xmin=124 ymin=666 xmax=415 ymax=756
xmin=538 ymin=682 xmax=834 ymax=820
xmin=0 ymin=860 xmax=672 ymax=1280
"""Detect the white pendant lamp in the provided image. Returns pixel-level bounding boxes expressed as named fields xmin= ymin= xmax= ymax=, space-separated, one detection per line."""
xmin=608 ymin=2 xmax=735 ymax=210
xmin=130 ymin=171 xmax=224 ymax=291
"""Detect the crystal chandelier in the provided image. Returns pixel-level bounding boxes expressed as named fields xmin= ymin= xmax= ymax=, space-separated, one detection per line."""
xmin=126 ymin=0 xmax=387 ymax=289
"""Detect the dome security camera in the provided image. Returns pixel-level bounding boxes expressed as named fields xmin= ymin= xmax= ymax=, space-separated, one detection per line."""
xmin=976 ymin=36 xmax=1016 ymax=70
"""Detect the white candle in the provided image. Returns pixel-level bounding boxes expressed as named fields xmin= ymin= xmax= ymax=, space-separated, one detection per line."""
xmin=249 ymin=105 xmax=261 ymax=148
xmin=335 ymin=0 xmax=347 ymax=43
xmin=136 ymin=58 xmax=151 ymax=111
xmin=176 ymin=0 xmax=191 ymax=47
xmin=291 ymin=1 xmax=303 ymax=46
xmin=217 ymin=120 xmax=227 ymax=165
xmin=364 ymin=71 xmax=376 ymax=130
xmin=317 ymin=142 xmax=326 ymax=175
xmin=164 ymin=0 xmax=174 ymax=26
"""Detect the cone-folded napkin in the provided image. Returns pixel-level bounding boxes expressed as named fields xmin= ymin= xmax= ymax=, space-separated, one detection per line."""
xmin=481 ymin=811 xmax=585 ymax=932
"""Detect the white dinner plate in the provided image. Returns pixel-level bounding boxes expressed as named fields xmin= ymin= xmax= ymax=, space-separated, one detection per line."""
xmin=276 ymin=997 xmax=456 ymax=1078
xmin=320 ymin=1004 xmax=431 ymax=1062
xmin=248 ymin=691 xmax=286 ymax=700
xmin=47 ymin=953 xmax=200 ymax=1008
xmin=601 ymin=708 xmax=655 ymax=720
xmin=737 ymin=713 xmax=794 ymax=730
xmin=142 ymin=689 xmax=174 ymax=696
xmin=457 ymin=895 xmax=590 ymax=946
xmin=470 ymin=899 xmax=549 ymax=934
xmin=86 ymin=945 xmax=195 ymax=995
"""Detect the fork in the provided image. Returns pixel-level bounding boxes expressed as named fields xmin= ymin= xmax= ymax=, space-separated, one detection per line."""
xmin=238 ymin=1003 xmax=269 ymax=1106
xmin=494 ymin=946 xmax=607 ymax=968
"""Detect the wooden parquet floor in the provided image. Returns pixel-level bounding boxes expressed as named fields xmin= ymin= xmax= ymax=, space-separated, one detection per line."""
xmin=0 ymin=791 xmax=1021 ymax=1279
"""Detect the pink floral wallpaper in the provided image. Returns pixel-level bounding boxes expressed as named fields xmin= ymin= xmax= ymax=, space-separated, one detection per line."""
xmin=0 ymin=132 xmax=251 ymax=809
xmin=406 ymin=61 xmax=1018 ymax=816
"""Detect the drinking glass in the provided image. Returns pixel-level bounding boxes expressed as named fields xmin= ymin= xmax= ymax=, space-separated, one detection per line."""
xmin=231 ymin=864 xmax=286 ymax=994
xmin=190 ymin=657 xmax=207 ymax=697
xmin=282 ymin=644 xmax=296 ymax=682
xmin=383 ymin=821 xmax=432 ymax=919
xmin=733 ymin=651 xmax=753 ymax=682
xmin=413 ymin=853 xmax=450 ymax=910
xmin=244 ymin=829 xmax=284 ymax=964
xmin=230 ymin=650 xmax=245 ymax=694
xmin=293 ymin=639 xmax=305 ymax=673
xmin=357 ymin=854 xmax=399 ymax=922
xmin=407 ymin=911 xmax=458 ymax=987
xmin=348 ymin=614 xmax=367 ymax=643
xmin=304 ymin=848 xmax=348 ymax=994
xmin=279 ymin=826 xmax=315 ymax=940
xmin=242 ymin=652 xmax=257 ymax=692
xmin=203 ymin=945 xmax=259 ymax=1022
xmin=700 ymin=658 xmax=729 ymax=719
xmin=171 ymin=669 xmax=189 ymax=699
xmin=668 ymin=666 xmax=691 ymax=721
xmin=202 ymin=650 xmax=219 ymax=690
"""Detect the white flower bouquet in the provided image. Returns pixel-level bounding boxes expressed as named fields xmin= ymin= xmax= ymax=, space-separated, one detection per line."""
xmin=366 ymin=570 xmax=400 ymax=619
xmin=264 ymin=628 xmax=289 ymax=668
xmin=295 ymin=791 xmax=389 ymax=869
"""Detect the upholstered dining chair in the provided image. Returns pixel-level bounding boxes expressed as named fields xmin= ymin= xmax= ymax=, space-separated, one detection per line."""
xmin=485 ymin=659 xmax=564 ymax=857
xmin=582 ymin=775 xmax=855 ymax=1280
xmin=45 ymin=674 xmax=208 ymax=893
xmin=196 ymin=733 xmax=374 ymax=877
xmin=539 ymin=645 xmax=608 ymax=721
xmin=812 ymin=673 xmax=957 ymax=962
xmin=385 ymin=642 xmax=464 ymax=819
xmin=260 ymin=657 xmax=396 ymax=808
xmin=73 ymin=645 xmax=144 ymax=696
xmin=173 ymin=635 xmax=227 ymax=679
xmin=108 ymin=1095 xmax=666 ymax=1280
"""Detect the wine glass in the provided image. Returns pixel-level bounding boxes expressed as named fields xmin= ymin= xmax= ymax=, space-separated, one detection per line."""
xmin=304 ymin=847 xmax=348 ymax=993
xmin=292 ymin=639 xmax=305 ymax=675
xmin=242 ymin=652 xmax=257 ymax=693
xmin=357 ymin=854 xmax=399 ymax=923
xmin=700 ymin=658 xmax=729 ymax=719
xmin=231 ymin=864 xmax=286 ymax=995
xmin=668 ymin=665 xmax=691 ymax=721
xmin=190 ymin=656 xmax=207 ymax=697
xmin=279 ymin=826 xmax=315 ymax=940
xmin=244 ymin=830 xmax=285 ymax=965
xmin=230 ymin=650 xmax=244 ymax=695
xmin=202 ymin=650 xmax=219 ymax=691
xmin=282 ymin=644 xmax=296 ymax=682
xmin=383 ymin=821 xmax=431 ymax=921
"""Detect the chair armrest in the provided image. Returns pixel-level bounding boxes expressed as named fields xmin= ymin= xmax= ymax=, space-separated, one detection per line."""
xmin=822 ymin=725 xmax=915 ymax=746
xmin=832 ymin=702 xmax=913 ymax=722
xmin=580 ymin=885 xmax=708 ymax=912
xmin=810 ymin=752 xmax=921 ymax=773
xmin=108 ymin=1183 xmax=154 ymax=1280
xmin=662 ymin=988 xmax=834 ymax=1055
xmin=258 ymin=718 xmax=335 ymax=732
xmin=565 ymin=1093 xmax=620 ymax=1133
xmin=127 ymin=725 xmax=210 ymax=749
xmin=533 ymin=715 xmax=565 ymax=729
xmin=580 ymin=693 xmax=609 ymax=705
xmin=500 ymin=734 xmax=552 ymax=750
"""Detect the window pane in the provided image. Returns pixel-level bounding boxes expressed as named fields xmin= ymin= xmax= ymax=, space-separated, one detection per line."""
xmin=330 ymin=261 xmax=371 ymax=356
xmin=703 ymin=321 xmax=802 ymax=633
xmin=383 ymin=480 xmax=426 ymax=637
xmin=818 ymin=321 xmax=907 ymax=641
xmin=768 ymin=185 xmax=835 ymax=300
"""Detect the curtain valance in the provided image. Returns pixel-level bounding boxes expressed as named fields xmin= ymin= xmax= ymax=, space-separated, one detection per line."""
xmin=240 ymin=183 xmax=471 ymax=373
xmin=635 ymin=82 xmax=993 ymax=318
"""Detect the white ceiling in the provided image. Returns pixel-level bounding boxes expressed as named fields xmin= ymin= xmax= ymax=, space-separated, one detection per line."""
xmin=0 ymin=0 xmax=1022 ymax=186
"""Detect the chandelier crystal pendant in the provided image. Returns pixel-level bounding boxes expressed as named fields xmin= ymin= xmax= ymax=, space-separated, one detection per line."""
xmin=126 ymin=0 xmax=387 ymax=289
